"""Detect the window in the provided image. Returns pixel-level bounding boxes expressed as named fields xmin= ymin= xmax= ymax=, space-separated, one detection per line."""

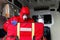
xmin=14 ymin=0 xmax=22 ymax=8
xmin=43 ymin=14 xmax=52 ymax=24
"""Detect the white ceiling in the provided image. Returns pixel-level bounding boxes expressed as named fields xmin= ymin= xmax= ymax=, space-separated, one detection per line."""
xmin=0 ymin=0 xmax=59 ymax=12
xmin=18 ymin=0 xmax=59 ymax=9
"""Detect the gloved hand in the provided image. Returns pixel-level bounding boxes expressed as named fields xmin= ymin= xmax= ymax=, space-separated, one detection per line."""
xmin=11 ymin=20 xmax=17 ymax=26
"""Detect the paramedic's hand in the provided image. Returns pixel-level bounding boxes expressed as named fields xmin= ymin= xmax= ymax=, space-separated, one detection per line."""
xmin=11 ymin=20 xmax=17 ymax=26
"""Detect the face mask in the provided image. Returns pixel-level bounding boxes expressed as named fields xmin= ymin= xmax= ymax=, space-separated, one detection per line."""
xmin=23 ymin=15 xmax=27 ymax=20
xmin=37 ymin=18 xmax=44 ymax=23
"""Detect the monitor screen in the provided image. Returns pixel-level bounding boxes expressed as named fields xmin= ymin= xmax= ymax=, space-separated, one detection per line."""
xmin=43 ymin=14 xmax=52 ymax=24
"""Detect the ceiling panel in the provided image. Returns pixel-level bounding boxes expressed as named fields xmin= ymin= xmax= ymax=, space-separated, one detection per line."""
xmin=18 ymin=0 xmax=59 ymax=9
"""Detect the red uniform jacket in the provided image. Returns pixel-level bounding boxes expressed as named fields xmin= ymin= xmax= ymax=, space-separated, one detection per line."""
xmin=3 ymin=6 xmax=44 ymax=40
xmin=3 ymin=22 xmax=44 ymax=40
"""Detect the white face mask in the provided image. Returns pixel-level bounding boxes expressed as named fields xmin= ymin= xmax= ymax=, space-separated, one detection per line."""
xmin=23 ymin=15 xmax=27 ymax=20
xmin=37 ymin=18 xmax=44 ymax=23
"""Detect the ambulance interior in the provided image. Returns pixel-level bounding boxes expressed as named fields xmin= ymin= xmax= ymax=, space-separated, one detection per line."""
xmin=0 ymin=0 xmax=60 ymax=40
